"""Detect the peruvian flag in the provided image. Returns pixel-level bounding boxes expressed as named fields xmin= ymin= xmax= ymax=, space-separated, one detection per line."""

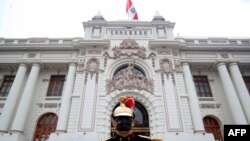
xmin=126 ymin=0 xmax=138 ymax=20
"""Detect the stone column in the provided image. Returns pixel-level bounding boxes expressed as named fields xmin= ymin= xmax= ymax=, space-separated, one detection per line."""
xmin=182 ymin=62 xmax=204 ymax=132
xmin=0 ymin=64 xmax=27 ymax=132
xmin=56 ymin=63 xmax=76 ymax=132
xmin=10 ymin=63 xmax=40 ymax=132
xmin=229 ymin=62 xmax=250 ymax=123
xmin=217 ymin=62 xmax=247 ymax=124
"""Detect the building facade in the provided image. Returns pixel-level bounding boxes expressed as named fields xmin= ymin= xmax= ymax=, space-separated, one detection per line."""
xmin=0 ymin=13 xmax=250 ymax=141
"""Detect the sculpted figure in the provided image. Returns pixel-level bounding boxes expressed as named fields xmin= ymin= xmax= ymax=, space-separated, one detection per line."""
xmin=124 ymin=64 xmax=134 ymax=80
xmin=115 ymin=75 xmax=124 ymax=90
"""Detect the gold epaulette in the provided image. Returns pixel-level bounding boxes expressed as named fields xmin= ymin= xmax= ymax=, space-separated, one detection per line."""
xmin=138 ymin=135 xmax=151 ymax=139
xmin=138 ymin=135 xmax=162 ymax=141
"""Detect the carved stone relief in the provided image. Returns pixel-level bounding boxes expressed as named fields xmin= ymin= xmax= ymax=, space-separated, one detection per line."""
xmin=157 ymin=51 xmax=171 ymax=55
xmin=27 ymin=53 xmax=37 ymax=58
xmin=86 ymin=58 xmax=100 ymax=73
xmin=77 ymin=59 xmax=85 ymax=71
xmin=105 ymin=64 xmax=154 ymax=93
xmin=148 ymin=52 xmax=156 ymax=68
xmin=174 ymin=60 xmax=182 ymax=72
xmin=88 ymin=50 xmax=101 ymax=55
xmin=112 ymin=39 xmax=146 ymax=59
xmin=80 ymin=50 xmax=86 ymax=56
xmin=220 ymin=53 xmax=228 ymax=58
xmin=103 ymin=52 xmax=111 ymax=68
xmin=160 ymin=58 xmax=173 ymax=74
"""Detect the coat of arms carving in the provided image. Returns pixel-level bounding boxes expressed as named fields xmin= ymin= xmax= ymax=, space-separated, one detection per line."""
xmin=112 ymin=39 xmax=146 ymax=59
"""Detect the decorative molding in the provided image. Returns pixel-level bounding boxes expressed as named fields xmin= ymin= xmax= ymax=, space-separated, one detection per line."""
xmin=162 ymin=73 xmax=183 ymax=131
xmin=36 ymin=102 xmax=61 ymax=108
xmin=103 ymin=52 xmax=109 ymax=68
xmin=220 ymin=53 xmax=228 ymax=58
xmin=79 ymin=73 xmax=98 ymax=132
xmin=27 ymin=53 xmax=37 ymax=58
xmin=77 ymin=59 xmax=85 ymax=71
xmin=87 ymin=50 xmax=101 ymax=55
xmin=157 ymin=51 xmax=171 ymax=55
xmin=200 ymin=103 xmax=221 ymax=109
xmin=79 ymin=50 xmax=86 ymax=56
xmin=174 ymin=60 xmax=182 ymax=72
xmin=147 ymin=52 xmax=156 ymax=68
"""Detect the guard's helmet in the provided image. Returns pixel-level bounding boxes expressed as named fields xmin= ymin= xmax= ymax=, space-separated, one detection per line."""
xmin=112 ymin=96 xmax=135 ymax=118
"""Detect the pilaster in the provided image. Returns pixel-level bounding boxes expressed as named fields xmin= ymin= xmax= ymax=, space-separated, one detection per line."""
xmin=182 ymin=62 xmax=204 ymax=132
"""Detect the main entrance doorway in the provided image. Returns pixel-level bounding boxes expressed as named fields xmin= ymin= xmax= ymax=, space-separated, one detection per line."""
xmin=111 ymin=101 xmax=150 ymax=136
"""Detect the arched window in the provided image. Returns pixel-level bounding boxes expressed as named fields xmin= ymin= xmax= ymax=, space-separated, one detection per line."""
xmin=203 ymin=116 xmax=223 ymax=141
xmin=111 ymin=101 xmax=150 ymax=136
xmin=33 ymin=113 xmax=58 ymax=141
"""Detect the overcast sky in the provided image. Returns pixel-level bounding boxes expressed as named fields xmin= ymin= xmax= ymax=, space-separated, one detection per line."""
xmin=0 ymin=0 xmax=250 ymax=38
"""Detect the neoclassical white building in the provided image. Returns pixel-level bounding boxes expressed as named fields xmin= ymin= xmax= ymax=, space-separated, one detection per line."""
xmin=0 ymin=13 xmax=250 ymax=141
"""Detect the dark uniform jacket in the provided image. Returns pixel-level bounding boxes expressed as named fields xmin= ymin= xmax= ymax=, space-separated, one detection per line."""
xmin=103 ymin=134 xmax=157 ymax=141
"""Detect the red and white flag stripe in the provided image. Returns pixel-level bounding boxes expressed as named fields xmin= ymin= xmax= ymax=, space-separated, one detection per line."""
xmin=126 ymin=0 xmax=138 ymax=20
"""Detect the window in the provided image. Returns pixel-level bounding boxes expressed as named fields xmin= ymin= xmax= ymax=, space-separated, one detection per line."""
xmin=243 ymin=76 xmax=250 ymax=95
xmin=203 ymin=116 xmax=223 ymax=141
xmin=46 ymin=75 xmax=65 ymax=97
xmin=33 ymin=113 xmax=58 ymax=141
xmin=0 ymin=76 xmax=15 ymax=97
xmin=193 ymin=76 xmax=212 ymax=97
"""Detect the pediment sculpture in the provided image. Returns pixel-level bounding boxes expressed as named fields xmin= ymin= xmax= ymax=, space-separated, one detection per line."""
xmin=106 ymin=64 xmax=154 ymax=93
xmin=112 ymin=39 xmax=146 ymax=59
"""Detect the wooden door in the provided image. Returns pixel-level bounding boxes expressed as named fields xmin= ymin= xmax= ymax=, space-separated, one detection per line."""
xmin=203 ymin=116 xmax=223 ymax=141
xmin=33 ymin=113 xmax=58 ymax=141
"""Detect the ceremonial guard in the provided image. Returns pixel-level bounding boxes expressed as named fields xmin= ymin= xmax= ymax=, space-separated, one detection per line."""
xmin=103 ymin=96 xmax=162 ymax=141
